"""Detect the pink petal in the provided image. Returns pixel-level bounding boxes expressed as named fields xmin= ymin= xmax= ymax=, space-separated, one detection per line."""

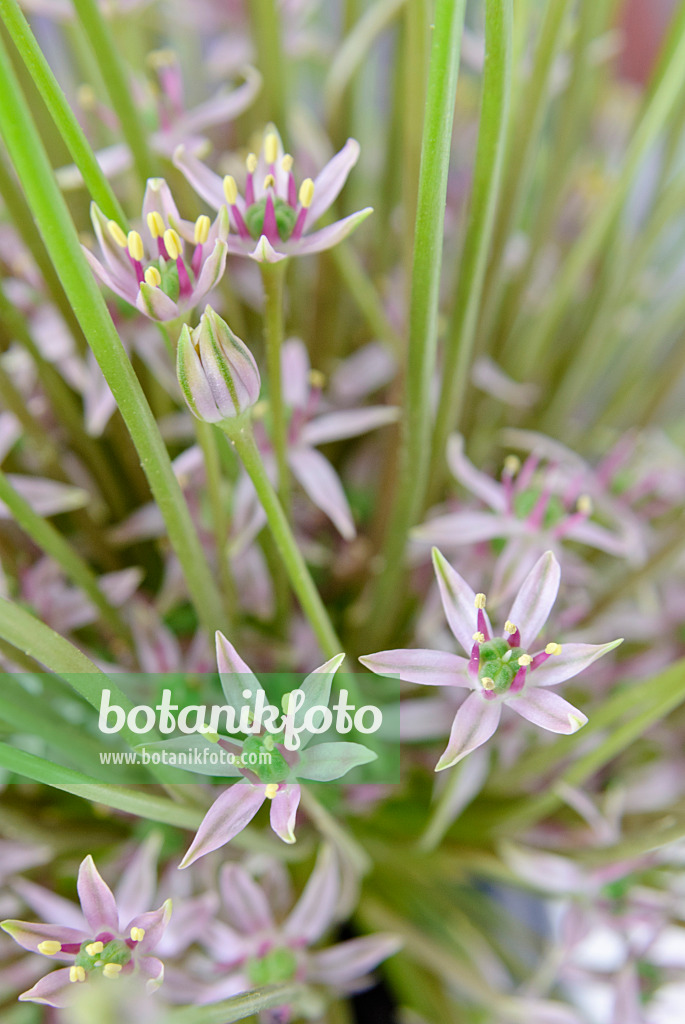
xmin=297 ymin=741 xmax=377 ymax=781
xmin=114 ymin=835 xmax=161 ymax=926
xmin=136 ymin=281 xmax=180 ymax=321
xmin=1 ymin=919 xmax=86 ymax=955
xmin=2 ymin=476 xmax=88 ymax=518
xmin=301 ymin=407 xmax=399 ymax=447
xmin=432 ymin=548 xmax=490 ymax=656
xmin=506 ymin=550 xmax=561 ymax=649
xmin=307 ymin=934 xmax=401 ymax=987
xmin=283 ymin=208 xmax=372 ymax=256
xmin=18 ymin=967 xmax=74 ymax=1007
xmin=142 ymin=177 xmax=181 ymax=253
xmin=270 ymin=784 xmax=300 ymax=844
xmin=412 ymin=511 xmax=525 ymax=547
xmin=507 ymin=688 xmax=587 ymax=734
xmin=127 ymin=899 xmax=172 ymax=954
xmin=77 ymin=855 xmax=119 ymax=934
xmin=172 ymin=144 xmax=225 ymax=209
xmin=175 ymin=69 xmax=261 ymax=137
xmin=138 ymin=954 xmax=165 ymax=992
xmin=531 ymin=640 xmax=623 ymax=687
xmin=289 ymin=446 xmax=355 ymax=539
xmin=180 ymin=785 xmax=266 ymax=868
xmin=215 ymin=631 xmax=265 ymax=707
xmin=446 ymin=434 xmax=507 ymax=512
xmin=281 ymin=338 xmax=311 ymax=409
xmin=400 ymin=696 xmax=459 ymax=740
xmin=219 ymin=864 xmax=274 ymax=934
xmin=435 ymin=692 xmax=502 ymax=771
xmin=359 ymin=648 xmax=470 ymax=687
xmin=190 ymin=238 xmax=228 ymax=304
xmin=82 ymin=246 xmax=137 ymax=303
xmin=11 ymin=879 xmax=86 ymax=931
xmin=307 ymin=138 xmax=361 ymax=224
xmin=284 ymin=845 xmax=339 ymax=944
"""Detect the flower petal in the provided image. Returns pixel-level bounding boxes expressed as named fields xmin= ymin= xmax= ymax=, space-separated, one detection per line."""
xmin=281 ymin=338 xmax=310 ymax=409
xmin=307 ymin=934 xmax=401 ymax=987
xmin=289 ymin=446 xmax=355 ymax=539
xmin=285 ymin=208 xmax=373 ymax=255
xmin=307 ymin=138 xmax=361 ymax=224
xmin=435 ymin=692 xmax=502 ymax=771
xmin=301 ymin=406 xmax=399 ymax=447
xmin=284 ymin=844 xmax=340 ymax=945
xmin=297 ymin=742 xmax=377 ymax=781
xmin=446 ymin=434 xmax=507 ymax=511
xmin=128 ymin=899 xmax=172 ymax=955
xmin=412 ymin=511 xmax=524 ymax=547
xmin=18 ymin=967 xmax=74 ymax=1007
xmin=432 ymin=548 xmax=490 ymax=656
xmin=359 ymin=649 xmax=470 ymax=687
xmin=137 ymin=281 xmax=180 ymax=322
xmin=1 ymin=919 xmax=85 ymax=956
xmin=270 ymin=784 xmax=300 ymax=844
xmin=532 ymin=639 xmax=623 ymax=687
xmin=77 ymin=855 xmax=119 ymax=934
xmin=190 ymin=238 xmax=228 ymax=305
xmin=172 ymin=144 xmax=225 ymax=209
xmin=180 ymin=785 xmax=265 ymax=868
xmin=249 ymin=234 xmax=289 ymax=263
xmin=215 ymin=631 xmax=266 ymax=707
xmin=506 ymin=550 xmax=561 ymax=649
xmin=219 ymin=863 xmax=274 ymax=934
xmin=507 ymin=688 xmax=587 ymax=734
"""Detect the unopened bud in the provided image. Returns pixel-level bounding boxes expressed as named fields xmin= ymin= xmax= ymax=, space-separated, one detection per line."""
xmin=177 ymin=307 xmax=261 ymax=423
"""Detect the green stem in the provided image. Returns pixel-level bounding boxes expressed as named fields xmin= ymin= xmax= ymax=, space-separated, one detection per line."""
xmin=364 ymin=0 xmax=466 ymax=642
xmin=248 ymin=0 xmax=288 ymax=135
xmin=260 ymin=261 xmax=291 ymax=513
xmin=167 ymin=984 xmax=303 ymax=1024
xmin=72 ymin=0 xmax=157 ymax=185
xmin=428 ymin=0 xmax=513 ymax=499
xmin=0 ymin=33 xmax=224 ymax=636
xmin=0 ymin=0 xmax=126 ymax=222
xmin=195 ymin=420 xmax=237 ymax=627
xmin=0 ymin=469 xmax=129 ymax=640
xmin=222 ymin=417 xmax=344 ymax=661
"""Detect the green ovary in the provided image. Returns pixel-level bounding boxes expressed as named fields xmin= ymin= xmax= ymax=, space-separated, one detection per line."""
xmin=241 ymin=735 xmax=291 ymax=784
xmin=478 ymin=638 xmax=526 ymax=693
xmin=246 ymin=946 xmax=298 ymax=987
xmin=244 ymin=197 xmax=298 ymax=240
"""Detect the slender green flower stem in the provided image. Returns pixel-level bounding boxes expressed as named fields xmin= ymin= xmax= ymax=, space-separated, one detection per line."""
xmin=364 ymin=0 xmax=466 ymax=643
xmin=167 ymin=984 xmax=304 ymax=1024
xmin=428 ymin=0 xmax=513 ymax=501
xmin=0 ymin=469 xmax=130 ymax=640
xmin=0 ymin=0 xmax=126 ymax=223
xmin=0 ymin=34 xmax=224 ymax=636
xmin=221 ymin=417 xmax=344 ymax=662
xmin=248 ymin=0 xmax=288 ymax=136
xmin=402 ymin=0 xmax=428 ymax=274
xmin=72 ymin=0 xmax=157 ymax=186
xmin=260 ymin=261 xmax=291 ymax=513
xmin=195 ymin=420 xmax=237 ymax=627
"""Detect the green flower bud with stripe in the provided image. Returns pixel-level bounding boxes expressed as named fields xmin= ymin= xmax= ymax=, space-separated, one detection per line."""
xmin=177 ymin=307 xmax=261 ymax=423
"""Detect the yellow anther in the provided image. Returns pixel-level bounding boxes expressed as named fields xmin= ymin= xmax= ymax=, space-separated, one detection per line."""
xmin=263 ymin=174 xmax=275 ymax=189
xmin=298 ymin=178 xmax=314 ymax=209
xmin=130 ymin=927 xmax=146 ymax=942
xmin=38 ymin=940 xmax=62 ymax=956
xmin=127 ymin=230 xmax=144 ymax=262
xmin=472 ymin=631 xmax=485 ymax=644
xmin=107 ymin=220 xmax=128 ymax=248
xmin=545 ymin=642 xmax=562 ymax=656
xmin=474 ymin=593 xmax=487 ymax=609
xmin=144 ymin=266 xmax=161 ymax=288
xmin=163 ymin=228 xmax=182 ymax=261
xmin=76 ymin=84 xmax=96 ymax=110
xmin=85 ymin=941 xmax=104 ymax=956
xmin=481 ymin=677 xmax=495 ymax=691
xmin=281 ymin=154 xmax=293 ymax=173
xmin=246 ymin=153 xmax=258 ymax=174
xmin=223 ymin=175 xmax=238 ymax=205
xmin=518 ymin=654 xmax=532 ymax=667
xmin=264 ymin=132 xmax=278 ymax=164
xmin=194 ymin=215 xmax=210 ymax=245
xmin=308 ymin=369 xmax=326 ymax=389
xmin=503 ymin=455 xmax=521 ymax=475
xmin=504 ymin=621 xmax=517 ymax=635
xmin=577 ymin=494 xmax=593 ymax=515
xmin=281 ymin=692 xmax=292 ymax=714
xmin=147 ymin=210 xmax=165 ymax=238
xmin=70 ymin=966 xmax=86 ymax=983
xmin=103 ymin=963 xmax=123 ymax=979
xmin=264 ymin=783 xmax=279 ymax=799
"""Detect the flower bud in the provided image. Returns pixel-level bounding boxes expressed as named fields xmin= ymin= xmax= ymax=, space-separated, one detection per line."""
xmin=176 ymin=307 xmax=261 ymax=422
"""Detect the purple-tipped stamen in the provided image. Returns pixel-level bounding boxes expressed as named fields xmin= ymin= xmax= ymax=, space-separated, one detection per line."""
xmin=262 ymin=192 xmax=279 ymax=243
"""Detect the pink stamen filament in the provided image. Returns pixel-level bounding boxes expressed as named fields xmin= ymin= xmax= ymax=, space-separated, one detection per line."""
xmin=262 ymin=192 xmax=278 ymax=243
xmin=156 ymin=237 xmax=169 ymax=259
xmin=516 ymin=454 xmax=539 ymax=493
xmin=509 ymin=666 xmax=527 ymax=694
xmin=553 ymin=506 xmax=590 ymax=540
xmin=229 ymin=203 xmax=250 ymax=240
xmin=528 ymin=487 xmax=552 ymax=529
xmin=468 ymin=642 xmax=480 ymax=679
xmin=477 ymin=608 xmax=490 ymax=639
xmin=129 ymin=256 xmax=144 ymax=284
xmin=245 ymin=173 xmax=255 ymax=206
xmin=530 ymin=651 xmax=551 ymax=672
xmin=287 ymin=172 xmax=297 ymax=207
xmin=176 ymin=256 xmax=192 ymax=299
xmin=291 ymin=206 xmax=308 ymax=241
xmin=507 ymin=627 xmax=521 ymax=647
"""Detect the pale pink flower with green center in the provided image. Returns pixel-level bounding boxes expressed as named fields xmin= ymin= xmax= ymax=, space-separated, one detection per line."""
xmin=83 ymin=178 xmax=229 ymax=321
xmin=173 ymin=125 xmax=372 ymax=262
xmin=1 ymin=855 xmax=171 ymax=1007
xmin=360 ymin=550 xmax=622 ymax=771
